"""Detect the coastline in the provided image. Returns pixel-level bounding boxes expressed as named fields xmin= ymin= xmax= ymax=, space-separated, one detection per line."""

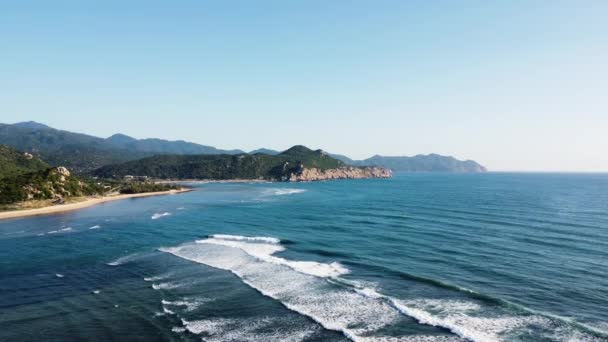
xmin=0 ymin=188 xmax=192 ymax=221
xmin=155 ymin=179 xmax=271 ymax=184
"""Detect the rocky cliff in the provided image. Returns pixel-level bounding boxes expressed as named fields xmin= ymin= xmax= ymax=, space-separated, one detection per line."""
xmin=286 ymin=166 xmax=392 ymax=182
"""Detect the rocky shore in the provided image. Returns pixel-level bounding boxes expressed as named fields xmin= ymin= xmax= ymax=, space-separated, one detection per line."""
xmin=286 ymin=166 xmax=392 ymax=182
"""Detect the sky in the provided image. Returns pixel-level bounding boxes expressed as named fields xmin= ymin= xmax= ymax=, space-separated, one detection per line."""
xmin=1 ymin=1 xmax=607 ymax=171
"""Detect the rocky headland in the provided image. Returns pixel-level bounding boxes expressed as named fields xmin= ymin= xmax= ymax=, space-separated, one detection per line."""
xmin=286 ymin=166 xmax=392 ymax=182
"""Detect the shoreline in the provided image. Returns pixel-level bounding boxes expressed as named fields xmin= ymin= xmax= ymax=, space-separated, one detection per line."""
xmin=155 ymin=179 xmax=272 ymax=184
xmin=0 ymin=188 xmax=192 ymax=221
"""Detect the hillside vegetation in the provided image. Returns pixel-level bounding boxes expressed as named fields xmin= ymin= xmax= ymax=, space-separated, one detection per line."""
xmin=0 ymin=144 xmax=49 ymax=179
xmin=0 ymin=122 xmax=243 ymax=173
xmin=94 ymin=145 xmax=345 ymax=180
xmin=0 ymin=167 xmax=103 ymax=205
xmin=0 ymin=144 xmax=181 ymax=206
xmin=1 ymin=121 xmax=487 ymax=173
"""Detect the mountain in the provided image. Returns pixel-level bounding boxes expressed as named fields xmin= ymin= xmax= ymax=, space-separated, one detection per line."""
xmin=11 ymin=121 xmax=52 ymax=130
xmin=93 ymin=145 xmax=391 ymax=181
xmin=354 ymin=154 xmax=487 ymax=172
xmin=249 ymin=148 xmax=280 ymax=155
xmin=0 ymin=122 xmax=243 ymax=173
xmin=0 ymin=121 xmax=485 ymax=174
xmin=106 ymin=133 xmax=244 ymax=155
xmin=329 ymin=153 xmax=356 ymax=164
xmin=0 ymin=144 xmax=49 ymax=180
xmin=332 ymin=153 xmax=487 ymax=172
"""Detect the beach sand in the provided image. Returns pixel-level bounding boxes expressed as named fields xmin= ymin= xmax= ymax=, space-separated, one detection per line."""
xmin=0 ymin=188 xmax=192 ymax=221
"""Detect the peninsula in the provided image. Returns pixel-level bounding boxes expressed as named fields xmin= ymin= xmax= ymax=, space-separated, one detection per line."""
xmin=93 ymin=145 xmax=393 ymax=182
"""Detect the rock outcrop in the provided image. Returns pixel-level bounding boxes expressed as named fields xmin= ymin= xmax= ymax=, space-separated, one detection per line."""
xmin=286 ymin=166 xmax=392 ymax=182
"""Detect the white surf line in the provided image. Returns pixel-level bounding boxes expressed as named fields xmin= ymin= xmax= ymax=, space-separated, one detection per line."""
xmin=163 ymin=236 xmax=589 ymax=342
xmin=159 ymin=240 xmax=414 ymax=342
xmin=106 ymin=252 xmax=139 ymax=266
xmin=151 ymin=212 xmax=171 ymax=220
xmin=196 ymin=237 xmax=349 ymax=278
xmin=208 ymin=234 xmax=280 ymax=244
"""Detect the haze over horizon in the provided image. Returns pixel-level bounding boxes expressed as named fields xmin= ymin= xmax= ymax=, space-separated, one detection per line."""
xmin=2 ymin=1 xmax=607 ymax=172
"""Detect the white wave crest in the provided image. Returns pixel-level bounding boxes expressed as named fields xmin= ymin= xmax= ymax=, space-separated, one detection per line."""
xmin=151 ymin=212 xmax=171 ymax=220
xmin=196 ymin=236 xmax=348 ymax=278
xmin=152 ymin=282 xmax=181 ymax=290
xmin=106 ymin=253 xmax=139 ymax=266
xmin=208 ymin=234 xmax=281 ymax=244
xmin=159 ymin=238 xmax=594 ymax=342
xmin=160 ymin=241 xmax=401 ymax=341
xmin=144 ymin=273 xmax=170 ymax=282
xmin=271 ymin=188 xmax=306 ymax=196
xmin=47 ymin=227 xmax=73 ymax=234
xmin=88 ymin=225 xmax=101 ymax=229
xmin=353 ymin=286 xmax=554 ymax=342
xmin=179 ymin=317 xmax=318 ymax=342
xmin=161 ymin=298 xmax=209 ymax=312
xmin=162 ymin=306 xmax=175 ymax=315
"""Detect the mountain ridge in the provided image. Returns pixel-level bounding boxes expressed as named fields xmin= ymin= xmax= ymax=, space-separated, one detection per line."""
xmin=93 ymin=145 xmax=391 ymax=181
xmin=0 ymin=122 xmax=244 ymax=173
xmin=332 ymin=153 xmax=487 ymax=172
xmin=0 ymin=121 xmax=487 ymax=173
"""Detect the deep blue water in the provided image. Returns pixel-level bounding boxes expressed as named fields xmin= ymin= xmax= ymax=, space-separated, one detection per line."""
xmin=1 ymin=173 xmax=607 ymax=342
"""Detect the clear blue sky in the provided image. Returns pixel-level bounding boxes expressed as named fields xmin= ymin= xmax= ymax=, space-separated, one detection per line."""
xmin=1 ymin=1 xmax=607 ymax=171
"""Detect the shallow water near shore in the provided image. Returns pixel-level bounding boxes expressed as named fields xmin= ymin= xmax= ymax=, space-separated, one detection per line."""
xmin=1 ymin=173 xmax=608 ymax=341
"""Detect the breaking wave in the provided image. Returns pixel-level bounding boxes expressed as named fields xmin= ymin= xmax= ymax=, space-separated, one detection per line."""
xmin=151 ymin=212 xmax=171 ymax=220
xmin=208 ymin=234 xmax=281 ymax=244
xmin=264 ymin=188 xmax=307 ymax=196
xmin=106 ymin=253 xmax=140 ymax=266
xmin=195 ymin=235 xmax=348 ymax=278
xmin=159 ymin=235 xmax=605 ymax=342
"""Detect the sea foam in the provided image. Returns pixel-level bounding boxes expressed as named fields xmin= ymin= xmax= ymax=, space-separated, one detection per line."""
xmin=158 ymin=236 xmax=596 ymax=342
xmin=179 ymin=317 xmax=318 ymax=342
xmin=151 ymin=212 xmax=171 ymax=220
xmin=106 ymin=253 xmax=139 ymax=266
xmin=208 ymin=234 xmax=281 ymax=244
xmin=160 ymin=237 xmax=406 ymax=341
xmin=152 ymin=282 xmax=181 ymax=290
xmin=196 ymin=235 xmax=347 ymax=278
xmin=271 ymin=188 xmax=306 ymax=196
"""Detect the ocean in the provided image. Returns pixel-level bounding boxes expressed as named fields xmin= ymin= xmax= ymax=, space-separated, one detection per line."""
xmin=1 ymin=173 xmax=607 ymax=342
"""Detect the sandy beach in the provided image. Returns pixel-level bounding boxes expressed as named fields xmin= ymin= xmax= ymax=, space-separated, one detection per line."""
xmin=155 ymin=179 xmax=272 ymax=184
xmin=0 ymin=188 xmax=192 ymax=221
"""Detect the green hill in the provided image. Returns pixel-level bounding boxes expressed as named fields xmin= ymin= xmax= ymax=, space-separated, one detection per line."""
xmin=94 ymin=145 xmax=344 ymax=180
xmin=0 ymin=144 xmax=48 ymax=179
xmin=0 ymin=145 xmax=103 ymax=205
xmin=0 ymin=167 xmax=102 ymax=205
xmin=0 ymin=122 xmax=243 ymax=173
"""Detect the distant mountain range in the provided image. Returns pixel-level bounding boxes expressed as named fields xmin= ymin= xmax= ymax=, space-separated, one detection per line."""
xmin=0 ymin=121 xmax=487 ymax=173
xmin=332 ymin=154 xmax=487 ymax=173
xmin=248 ymin=149 xmax=487 ymax=173
xmin=0 ymin=121 xmax=243 ymax=173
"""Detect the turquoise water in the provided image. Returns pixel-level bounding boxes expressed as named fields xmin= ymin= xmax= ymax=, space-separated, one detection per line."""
xmin=1 ymin=173 xmax=607 ymax=341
